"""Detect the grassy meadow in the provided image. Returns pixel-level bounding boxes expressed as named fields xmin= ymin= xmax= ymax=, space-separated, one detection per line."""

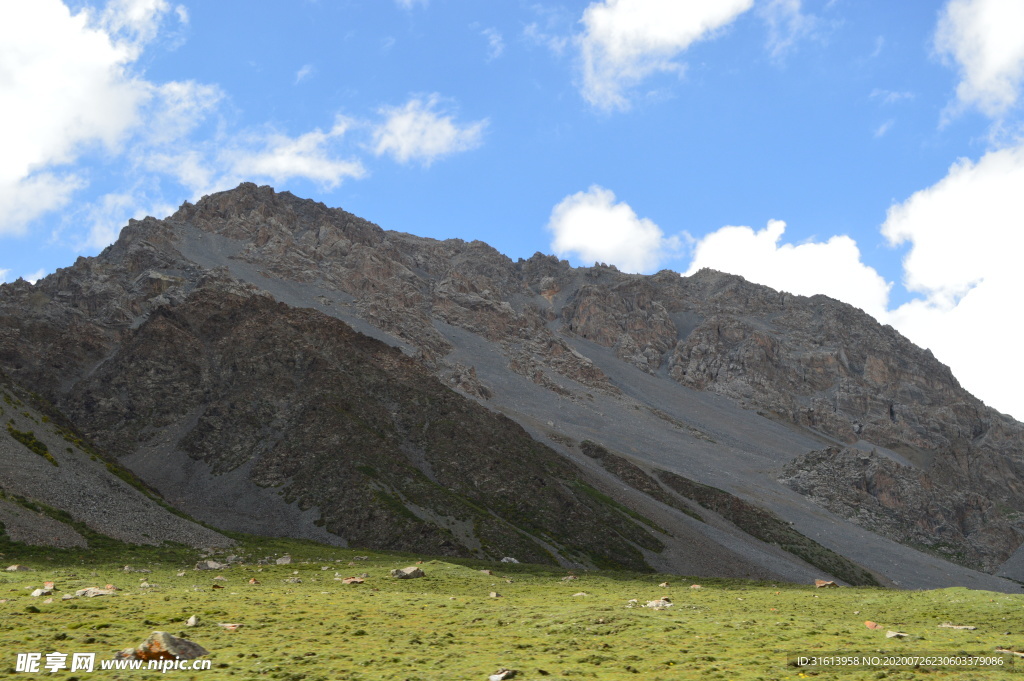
xmin=1 ymin=537 xmax=1023 ymax=680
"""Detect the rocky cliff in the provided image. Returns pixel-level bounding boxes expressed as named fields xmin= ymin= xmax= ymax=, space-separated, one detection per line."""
xmin=2 ymin=183 xmax=1022 ymax=588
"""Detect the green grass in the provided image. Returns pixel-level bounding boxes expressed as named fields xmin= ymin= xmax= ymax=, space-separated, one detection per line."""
xmin=0 ymin=537 xmax=1021 ymax=680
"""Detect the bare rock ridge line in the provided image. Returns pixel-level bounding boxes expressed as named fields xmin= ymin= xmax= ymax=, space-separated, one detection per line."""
xmin=1 ymin=182 xmax=1021 ymax=592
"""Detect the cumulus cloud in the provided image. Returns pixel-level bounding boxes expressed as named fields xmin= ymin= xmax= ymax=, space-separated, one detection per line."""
xmin=547 ymin=185 xmax=682 ymax=273
xmin=576 ymin=0 xmax=754 ymax=110
xmin=880 ymin=144 xmax=1024 ymax=417
xmin=685 ymin=220 xmax=892 ymax=322
xmin=371 ymin=95 xmax=487 ymax=166
xmin=0 ymin=0 xmax=202 ymax=238
xmin=222 ymin=117 xmax=366 ymax=190
xmin=935 ymin=0 xmax=1024 ymax=118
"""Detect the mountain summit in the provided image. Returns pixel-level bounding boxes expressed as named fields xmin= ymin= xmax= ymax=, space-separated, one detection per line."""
xmin=2 ymin=183 xmax=1021 ymax=590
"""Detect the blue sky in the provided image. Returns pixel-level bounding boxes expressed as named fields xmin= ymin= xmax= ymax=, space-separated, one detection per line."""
xmin=3 ymin=0 xmax=1024 ymax=419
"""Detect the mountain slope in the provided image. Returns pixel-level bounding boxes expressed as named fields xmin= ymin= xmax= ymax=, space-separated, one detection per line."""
xmin=2 ymin=183 xmax=1021 ymax=590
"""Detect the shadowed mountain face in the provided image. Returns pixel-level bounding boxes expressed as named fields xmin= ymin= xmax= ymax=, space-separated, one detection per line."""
xmin=2 ymin=183 xmax=1022 ymax=589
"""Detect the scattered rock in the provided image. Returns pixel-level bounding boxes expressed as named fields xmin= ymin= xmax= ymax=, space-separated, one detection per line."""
xmin=30 ymin=588 xmax=52 ymax=597
xmin=689 ymin=584 xmax=703 ymax=590
xmin=5 ymin=565 xmax=30 ymax=572
xmin=75 ymin=587 xmax=115 ymax=598
xmin=177 ymin=571 xmax=186 ymax=577
xmin=213 ymin=576 xmax=227 ymax=581
xmin=500 ymin=557 xmax=519 ymax=564
xmin=186 ymin=615 xmax=199 ymax=627
xmin=489 ymin=592 xmax=501 ymax=598
xmin=276 ymin=555 xmax=293 ymax=565
xmin=658 ymin=582 xmax=670 ymax=588
xmin=390 ymin=567 xmax=425 ymax=579
xmin=195 ymin=560 xmax=227 ymax=571
xmin=353 ymin=556 xmax=369 ymax=561
xmin=939 ymin=623 xmax=978 ymax=630
xmin=886 ymin=631 xmax=908 ymax=639
xmin=341 ymin=577 xmax=364 ymax=584
xmin=283 ymin=577 xmax=302 ymax=584
xmin=42 ymin=598 xmax=52 ymax=604
xmin=572 ymin=592 xmax=588 ymax=597
xmin=123 ymin=565 xmax=151 ymax=573
xmin=865 ymin=621 xmax=884 ymax=630
xmin=561 ymin=575 xmax=578 ymax=582
xmin=43 ymin=581 xmax=54 ymax=589
xmin=60 ymin=594 xmax=74 ymax=601
xmin=218 ymin=623 xmax=243 ymax=631
xmin=814 ymin=580 xmax=838 ymax=588
xmin=115 ymin=631 xmax=209 ymax=661
xmin=248 ymin=578 xmax=260 ymax=585
xmin=480 ymin=570 xmax=493 ymax=575
xmin=643 ymin=598 xmax=673 ymax=610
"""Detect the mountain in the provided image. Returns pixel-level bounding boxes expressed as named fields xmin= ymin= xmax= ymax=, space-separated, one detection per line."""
xmin=1 ymin=183 xmax=1022 ymax=591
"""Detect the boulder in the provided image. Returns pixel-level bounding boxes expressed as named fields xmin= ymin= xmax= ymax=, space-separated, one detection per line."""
xmin=390 ymin=567 xmax=424 ymax=579
xmin=195 ymin=560 xmax=227 ymax=570
xmin=75 ymin=587 xmax=116 ymax=598
xmin=115 ymin=631 xmax=209 ymax=661
xmin=276 ymin=555 xmax=292 ymax=565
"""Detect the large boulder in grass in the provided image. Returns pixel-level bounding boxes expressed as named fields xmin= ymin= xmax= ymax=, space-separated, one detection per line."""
xmin=195 ymin=560 xmax=227 ymax=570
xmin=115 ymin=632 xmax=209 ymax=661
xmin=390 ymin=566 xmax=425 ymax=579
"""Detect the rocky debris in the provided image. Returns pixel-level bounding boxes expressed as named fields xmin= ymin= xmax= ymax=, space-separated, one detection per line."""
xmin=75 ymin=587 xmax=116 ymax=598
xmin=218 ymin=623 xmax=243 ymax=631
xmin=782 ymin=447 xmax=1020 ymax=572
xmin=500 ymin=557 xmax=519 ymax=564
xmin=340 ymin=577 xmax=364 ymax=584
xmin=572 ymin=592 xmax=588 ymax=597
xmin=30 ymin=588 xmax=52 ymax=597
xmin=658 ymin=582 xmax=670 ymax=588
xmin=391 ymin=567 xmax=425 ymax=579
xmin=489 ymin=592 xmax=501 ymax=598
xmin=186 ymin=615 xmax=199 ymax=627
xmin=885 ymin=631 xmax=908 ymax=639
xmin=488 ymin=670 xmax=517 ymax=681
xmin=283 ymin=577 xmax=302 ymax=584
xmin=865 ymin=621 xmax=884 ymax=630
xmin=195 ymin=560 xmax=227 ymax=570
xmin=115 ymin=631 xmax=209 ymax=661
xmin=123 ymin=565 xmax=152 ymax=573
xmin=561 ymin=575 xmax=578 ymax=582
xmin=814 ymin=580 xmax=838 ymax=588
xmin=642 ymin=598 xmax=673 ymax=610
xmin=212 ymin=576 xmax=226 ymax=581
xmin=43 ymin=581 xmax=54 ymax=589
xmin=939 ymin=623 xmax=978 ymax=630
xmin=276 ymin=555 xmax=292 ymax=565
xmin=480 ymin=570 xmax=493 ymax=575
xmin=690 ymin=584 xmax=703 ymax=590
xmin=248 ymin=578 xmax=260 ymax=585
xmin=5 ymin=565 xmax=30 ymax=571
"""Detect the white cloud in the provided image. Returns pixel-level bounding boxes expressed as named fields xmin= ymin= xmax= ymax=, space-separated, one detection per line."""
xmin=880 ymin=144 xmax=1024 ymax=418
xmin=547 ymin=185 xmax=682 ymax=273
xmin=935 ymin=0 xmax=1024 ymax=118
xmin=371 ymin=95 xmax=487 ymax=166
xmin=575 ymin=0 xmax=754 ymax=111
xmin=295 ymin=64 xmax=314 ymax=84
xmin=759 ymin=0 xmax=818 ymax=60
xmin=0 ymin=267 xmax=10 ymax=283
xmin=222 ymin=117 xmax=366 ymax=190
xmin=0 ymin=0 xmax=197 ymax=238
xmin=685 ymin=220 xmax=892 ymax=322
xmin=481 ymin=27 xmax=505 ymax=61
xmin=874 ymin=119 xmax=894 ymax=137
xmin=870 ymin=88 xmax=914 ymax=104
xmin=395 ymin=0 xmax=426 ymax=8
